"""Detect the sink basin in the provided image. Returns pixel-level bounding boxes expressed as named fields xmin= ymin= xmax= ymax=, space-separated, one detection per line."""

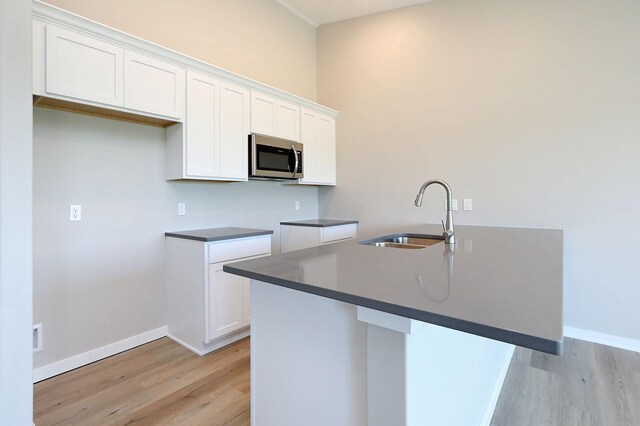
xmin=360 ymin=233 xmax=444 ymax=249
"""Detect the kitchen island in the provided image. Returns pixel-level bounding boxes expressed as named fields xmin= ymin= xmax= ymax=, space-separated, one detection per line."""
xmin=224 ymin=224 xmax=563 ymax=426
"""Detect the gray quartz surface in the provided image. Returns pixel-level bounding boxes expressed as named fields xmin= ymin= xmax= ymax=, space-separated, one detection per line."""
xmin=165 ymin=227 xmax=273 ymax=242
xmin=224 ymin=224 xmax=563 ymax=355
xmin=280 ymin=219 xmax=359 ymax=227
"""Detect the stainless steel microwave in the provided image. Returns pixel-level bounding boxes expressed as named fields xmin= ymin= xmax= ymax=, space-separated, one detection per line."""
xmin=249 ymin=133 xmax=303 ymax=180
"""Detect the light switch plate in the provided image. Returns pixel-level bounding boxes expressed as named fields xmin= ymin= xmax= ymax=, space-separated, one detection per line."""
xmin=444 ymin=199 xmax=458 ymax=211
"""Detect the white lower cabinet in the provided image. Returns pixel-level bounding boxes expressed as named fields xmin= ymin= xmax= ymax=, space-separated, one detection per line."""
xmin=166 ymin=234 xmax=271 ymax=355
xmin=280 ymin=223 xmax=358 ymax=253
xmin=207 ymin=263 xmax=250 ymax=342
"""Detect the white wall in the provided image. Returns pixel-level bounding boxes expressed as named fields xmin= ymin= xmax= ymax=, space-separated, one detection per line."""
xmin=33 ymin=108 xmax=318 ymax=368
xmin=43 ymin=0 xmax=317 ymax=100
xmin=0 ymin=0 xmax=33 ymax=422
xmin=317 ymin=0 xmax=640 ymax=341
xmin=33 ymin=0 xmax=318 ymax=370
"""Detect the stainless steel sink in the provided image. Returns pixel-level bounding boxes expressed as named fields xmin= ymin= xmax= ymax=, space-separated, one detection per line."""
xmin=360 ymin=233 xmax=444 ymax=249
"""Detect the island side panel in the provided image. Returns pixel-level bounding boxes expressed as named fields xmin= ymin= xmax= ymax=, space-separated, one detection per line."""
xmin=359 ymin=307 xmax=515 ymax=426
xmin=404 ymin=322 xmax=514 ymax=426
xmin=250 ymin=280 xmax=367 ymax=426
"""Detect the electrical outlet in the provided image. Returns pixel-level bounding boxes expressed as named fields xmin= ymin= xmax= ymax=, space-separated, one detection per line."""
xmin=178 ymin=203 xmax=186 ymax=216
xmin=463 ymin=199 xmax=472 ymax=211
xmin=295 ymin=201 xmax=300 ymax=211
xmin=33 ymin=323 xmax=43 ymax=352
xmin=69 ymin=205 xmax=81 ymax=221
xmin=444 ymin=199 xmax=458 ymax=211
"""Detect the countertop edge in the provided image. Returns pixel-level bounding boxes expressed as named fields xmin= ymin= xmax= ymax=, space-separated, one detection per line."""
xmin=280 ymin=220 xmax=359 ymax=228
xmin=222 ymin=264 xmax=563 ymax=355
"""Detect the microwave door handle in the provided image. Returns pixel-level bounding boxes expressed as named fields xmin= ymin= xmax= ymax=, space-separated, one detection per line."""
xmin=291 ymin=145 xmax=299 ymax=177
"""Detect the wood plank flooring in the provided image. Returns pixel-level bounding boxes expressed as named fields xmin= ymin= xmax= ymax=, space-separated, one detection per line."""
xmin=35 ymin=336 xmax=640 ymax=425
xmin=491 ymin=337 xmax=640 ymax=425
xmin=34 ymin=337 xmax=250 ymax=426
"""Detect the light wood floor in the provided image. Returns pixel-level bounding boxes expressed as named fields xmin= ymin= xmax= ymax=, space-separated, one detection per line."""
xmin=35 ymin=337 xmax=640 ymax=426
xmin=491 ymin=337 xmax=640 ymax=425
xmin=34 ymin=337 xmax=251 ymax=425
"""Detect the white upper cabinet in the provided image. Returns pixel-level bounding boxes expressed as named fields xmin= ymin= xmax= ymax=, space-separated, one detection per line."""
xmin=168 ymin=70 xmax=249 ymax=181
xmin=35 ymin=22 xmax=185 ymax=121
xmin=185 ymin=71 xmax=219 ymax=178
xmin=124 ymin=50 xmax=185 ymax=119
xmin=250 ymin=91 xmax=277 ymax=136
xmin=300 ymin=107 xmax=336 ymax=186
xmin=44 ymin=25 xmax=124 ymax=107
xmin=316 ymin=114 xmax=336 ymax=184
xmin=276 ymin=99 xmax=301 ymax=141
xmin=32 ymin=3 xmax=338 ymax=183
xmin=219 ymin=81 xmax=250 ymax=180
xmin=250 ymin=90 xmax=300 ymax=141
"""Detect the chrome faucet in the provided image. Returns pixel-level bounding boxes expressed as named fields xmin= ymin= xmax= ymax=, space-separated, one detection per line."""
xmin=414 ymin=179 xmax=455 ymax=245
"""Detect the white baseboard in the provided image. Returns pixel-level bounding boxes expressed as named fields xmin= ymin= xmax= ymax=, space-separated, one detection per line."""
xmin=33 ymin=326 xmax=167 ymax=383
xmin=167 ymin=328 xmax=250 ymax=356
xmin=165 ymin=333 xmax=206 ymax=356
xmin=564 ymin=326 xmax=640 ymax=352
xmin=479 ymin=344 xmax=515 ymax=426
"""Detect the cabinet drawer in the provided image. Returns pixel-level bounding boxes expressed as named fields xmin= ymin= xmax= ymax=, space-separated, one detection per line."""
xmin=321 ymin=224 xmax=357 ymax=244
xmin=208 ymin=236 xmax=271 ymax=264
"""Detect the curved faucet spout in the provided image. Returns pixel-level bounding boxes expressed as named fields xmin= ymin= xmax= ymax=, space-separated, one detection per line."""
xmin=414 ymin=179 xmax=455 ymax=244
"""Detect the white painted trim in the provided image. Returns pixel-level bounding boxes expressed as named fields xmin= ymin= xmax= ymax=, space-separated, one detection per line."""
xmin=166 ymin=333 xmax=207 ymax=356
xmin=356 ymin=306 xmax=418 ymax=334
xmin=479 ymin=345 xmax=515 ymax=426
xmin=564 ymin=326 xmax=640 ymax=353
xmin=167 ymin=328 xmax=250 ymax=357
xmin=275 ymin=0 xmax=319 ymax=27
xmin=33 ymin=326 xmax=167 ymax=383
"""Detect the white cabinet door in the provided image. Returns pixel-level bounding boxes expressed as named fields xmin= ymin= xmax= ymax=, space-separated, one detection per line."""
xmin=300 ymin=108 xmax=336 ymax=185
xmin=276 ymin=100 xmax=300 ymax=142
xmin=300 ymin=108 xmax=318 ymax=183
xmin=251 ymin=90 xmax=300 ymax=141
xmin=316 ymin=114 xmax=336 ymax=185
xmin=251 ymin=91 xmax=277 ymax=136
xmin=219 ymin=81 xmax=249 ymax=180
xmin=208 ymin=263 xmax=246 ymax=341
xmin=124 ymin=50 xmax=185 ymax=119
xmin=186 ymin=71 xmax=219 ymax=178
xmin=45 ymin=25 xmax=123 ymax=106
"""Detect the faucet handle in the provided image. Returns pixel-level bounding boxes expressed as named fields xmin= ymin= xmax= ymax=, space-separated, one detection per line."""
xmin=441 ymin=219 xmax=454 ymax=238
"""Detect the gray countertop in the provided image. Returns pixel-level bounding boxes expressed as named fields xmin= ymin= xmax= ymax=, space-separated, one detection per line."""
xmin=280 ymin=219 xmax=359 ymax=227
xmin=224 ymin=224 xmax=564 ymax=354
xmin=165 ymin=227 xmax=273 ymax=242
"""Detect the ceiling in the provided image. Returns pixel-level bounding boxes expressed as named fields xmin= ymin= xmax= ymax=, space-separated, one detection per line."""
xmin=276 ymin=0 xmax=435 ymax=27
